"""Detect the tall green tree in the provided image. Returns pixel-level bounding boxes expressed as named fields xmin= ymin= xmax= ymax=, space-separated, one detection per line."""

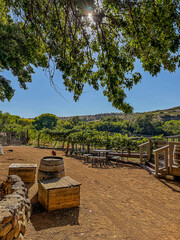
xmin=33 ymin=113 xmax=59 ymax=131
xmin=1 ymin=0 xmax=180 ymax=113
xmin=32 ymin=113 xmax=59 ymax=146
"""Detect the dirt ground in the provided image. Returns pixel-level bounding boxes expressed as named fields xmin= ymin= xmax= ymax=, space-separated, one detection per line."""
xmin=1 ymin=146 xmax=180 ymax=240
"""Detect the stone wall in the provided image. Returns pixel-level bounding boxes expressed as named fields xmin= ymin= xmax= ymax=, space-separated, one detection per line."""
xmin=0 ymin=175 xmax=31 ymax=240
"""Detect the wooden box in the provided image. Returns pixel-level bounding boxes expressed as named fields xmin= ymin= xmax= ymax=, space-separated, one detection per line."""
xmin=9 ymin=163 xmax=37 ymax=183
xmin=38 ymin=176 xmax=81 ymax=211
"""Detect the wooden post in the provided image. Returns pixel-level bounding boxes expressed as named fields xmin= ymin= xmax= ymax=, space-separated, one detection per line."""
xmin=140 ymin=146 xmax=143 ymax=164
xmin=169 ymin=142 xmax=173 ymax=175
xmin=164 ymin=148 xmax=169 ymax=175
xmin=147 ymin=140 xmax=152 ymax=161
xmin=155 ymin=152 xmax=159 ymax=177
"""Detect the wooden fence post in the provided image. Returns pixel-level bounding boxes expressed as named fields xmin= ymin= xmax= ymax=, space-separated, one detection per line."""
xmin=155 ymin=151 xmax=159 ymax=177
xmin=169 ymin=142 xmax=173 ymax=175
xmin=164 ymin=148 xmax=168 ymax=175
xmin=140 ymin=146 xmax=143 ymax=164
xmin=147 ymin=140 xmax=152 ymax=161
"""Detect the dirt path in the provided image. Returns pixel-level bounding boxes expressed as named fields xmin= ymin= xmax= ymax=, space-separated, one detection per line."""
xmin=1 ymin=146 xmax=180 ymax=240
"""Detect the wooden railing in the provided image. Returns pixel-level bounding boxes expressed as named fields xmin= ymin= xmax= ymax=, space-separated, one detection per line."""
xmin=154 ymin=141 xmax=180 ymax=177
xmin=168 ymin=141 xmax=180 ymax=175
xmin=139 ymin=141 xmax=151 ymax=164
xmin=165 ymin=135 xmax=180 ymax=142
xmin=154 ymin=145 xmax=169 ymax=177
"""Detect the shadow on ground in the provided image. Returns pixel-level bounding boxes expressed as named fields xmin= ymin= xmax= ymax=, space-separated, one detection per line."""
xmin=159 ymin=177 xmax=180 ymax=193
xmin=30 ymin=202 xmax=80 ymax=231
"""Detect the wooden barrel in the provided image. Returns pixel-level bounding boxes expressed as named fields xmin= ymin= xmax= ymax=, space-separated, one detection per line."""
xmin=38 ymin=156 xmax=65 ymax=180
xmin=173 ymin=145 xmax=180 ymax=166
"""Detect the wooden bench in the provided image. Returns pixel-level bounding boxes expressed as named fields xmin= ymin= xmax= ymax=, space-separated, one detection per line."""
xmin=91 ymin=156 xmax=107 ymax=168
xmin=110 ymin=156 xmax=121 ymax=167
xmin=38 ymin=176 xmax=81 ymax=211
xmin=8 ymin=163 xmax=37 ymax=183
xmin=83 ymin=154 xmax=93 ymax=164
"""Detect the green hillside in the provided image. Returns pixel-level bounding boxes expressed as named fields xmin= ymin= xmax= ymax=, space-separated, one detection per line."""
xmin=59 ymin=106 xmax=180 ymax=122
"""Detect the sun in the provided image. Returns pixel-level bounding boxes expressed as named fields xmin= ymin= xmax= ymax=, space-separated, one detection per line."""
xmin=88 ymin=12 xmax=92 ymax=17
xmin=87 ymin=12 xmax=93 ymax=21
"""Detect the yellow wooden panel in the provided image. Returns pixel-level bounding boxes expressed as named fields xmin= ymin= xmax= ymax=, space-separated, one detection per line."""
xmin=38 ymin=177 xmax=81 ymax=211
xmin=49 ymin=194 xmax=79 ymax=204
xmin=60 ymin=176 xmax=81 ymax=186
xmin=48 ymin=200 xmax=80 ymax=211
xmin=39 ymin=176 xmax=81 ymax=190
xmin=38 ymin=183 xmax=48 ymax=210
xmin=172 ymin=167 xmax=180 ymax=176
xmin=49 ymin=186 xmax=80 ymax=197
xmin=9 ymin=169 xmax=36 ymax=183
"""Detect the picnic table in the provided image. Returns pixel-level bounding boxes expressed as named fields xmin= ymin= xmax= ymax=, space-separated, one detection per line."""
xmin=90 ymin=150 xmax=113 ymax=167
xmin=91 ymin=149 xmax=112 ymax=156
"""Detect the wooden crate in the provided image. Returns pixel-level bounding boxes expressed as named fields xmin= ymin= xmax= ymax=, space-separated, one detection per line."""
xmin=38 ymin=176 xmax=81 ymax=211
xmin=8 ymin=163 xmax=37 ymax=183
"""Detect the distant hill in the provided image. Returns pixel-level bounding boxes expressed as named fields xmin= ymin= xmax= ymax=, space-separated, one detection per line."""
xmin=59 ymin=106 xmax=180 ymax=122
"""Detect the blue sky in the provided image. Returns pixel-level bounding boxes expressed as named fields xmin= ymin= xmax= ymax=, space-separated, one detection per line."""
xmin=0 ymin=62 xmax=180 ymax=118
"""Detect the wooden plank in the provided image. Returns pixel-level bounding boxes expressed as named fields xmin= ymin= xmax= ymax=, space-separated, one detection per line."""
xmin=49 ymin=192 xmax=80 ymax=199
xmin=49 ymin=195 xmax=80 ymax=204
xmin=49 ymin=186 xmax=80 ymax=197
xmin=41 ymin=179 xmax=70 ymax=189
xmin=169 ymin=143 xmax=173 ymax=175
xmin=39 ymin=177 xmax=81 ymax=190
xmin=9 ymin=163 xmax=37 ymax=169
xmin=48 ymin=201 xmax=80 ymax=211
xmin=49 ymin=190 xmax=80 ymax=198
xmin=155 ymin=152 xmax=159 ymax=177
xmin=62 ymin=176 xmax=81 ymax=186
xmin=139 ymin=146 xmax=143 ymax=164
xmin=9 ymin=169 xmax=36 ymax=183
xmin=172 ymin=167 xmax=180 ymax=177
xmin=38 ymin=183 xmax=48 ymax=211
xmin=164 ymin=148 xmax=169 ymax=175
xmin=38 ymin=177 xmax=81 ymax=211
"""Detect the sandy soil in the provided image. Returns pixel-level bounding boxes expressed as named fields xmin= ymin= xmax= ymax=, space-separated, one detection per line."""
xmin=1 ymin=146 xmax=180 ymax=240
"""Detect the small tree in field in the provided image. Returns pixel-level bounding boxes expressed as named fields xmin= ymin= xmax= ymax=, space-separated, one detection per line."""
xmin=33 ymin=113 xmax=58 ymax=147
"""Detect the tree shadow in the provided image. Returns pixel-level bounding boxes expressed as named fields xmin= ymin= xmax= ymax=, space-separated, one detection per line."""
xmin=66 ymin=154 xmax=142 ymax=170
xmin=30 ymin=203 xmax=80 ymax=231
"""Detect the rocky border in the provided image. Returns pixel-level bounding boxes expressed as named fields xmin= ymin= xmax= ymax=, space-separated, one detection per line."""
xmin=0 ymin=175 xmax=31 ymax=240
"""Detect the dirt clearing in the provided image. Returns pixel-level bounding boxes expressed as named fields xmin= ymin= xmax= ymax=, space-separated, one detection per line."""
xmin=1 ymin=146 xmax=180 ymax=240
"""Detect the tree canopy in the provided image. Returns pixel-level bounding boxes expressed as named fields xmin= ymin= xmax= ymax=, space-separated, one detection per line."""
xmin=0 ymin=0 xmax=179 ymax=113
xmin=32 ymin=113 xmax=58 ymax=131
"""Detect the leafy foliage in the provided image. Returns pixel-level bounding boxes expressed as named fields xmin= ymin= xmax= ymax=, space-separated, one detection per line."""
xmin=0 ymin=76 xmax=14 ymax=101
xmin=0 ymin=5 xmax=47 ymax=101
xmin=32 ymin=113 xmax=58 ymax=131
xmin=0 ymin=0 xmax=179 ymax=112
xmin=163 ymin=120 xmax=180 ymax=135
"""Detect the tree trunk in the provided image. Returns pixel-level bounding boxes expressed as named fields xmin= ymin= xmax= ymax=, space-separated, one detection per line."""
xmin=26 ymin=128 xmax=29 ymax=144
xmin=65 ymin=141 xmax=70 ymax=155
xmin=53 ymin=141 xmax=57 ymax=148
xmin=37 ymin=132 xmax=41 ymax=147
xmin=75 ymin=144 xmax=77 ymax=152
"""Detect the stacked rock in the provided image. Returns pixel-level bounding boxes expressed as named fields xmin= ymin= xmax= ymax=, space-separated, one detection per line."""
xmin=0 ymin=175 xmax=31 ymax=240
xmin=0 ymin=144 xmax=4 ymax=155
